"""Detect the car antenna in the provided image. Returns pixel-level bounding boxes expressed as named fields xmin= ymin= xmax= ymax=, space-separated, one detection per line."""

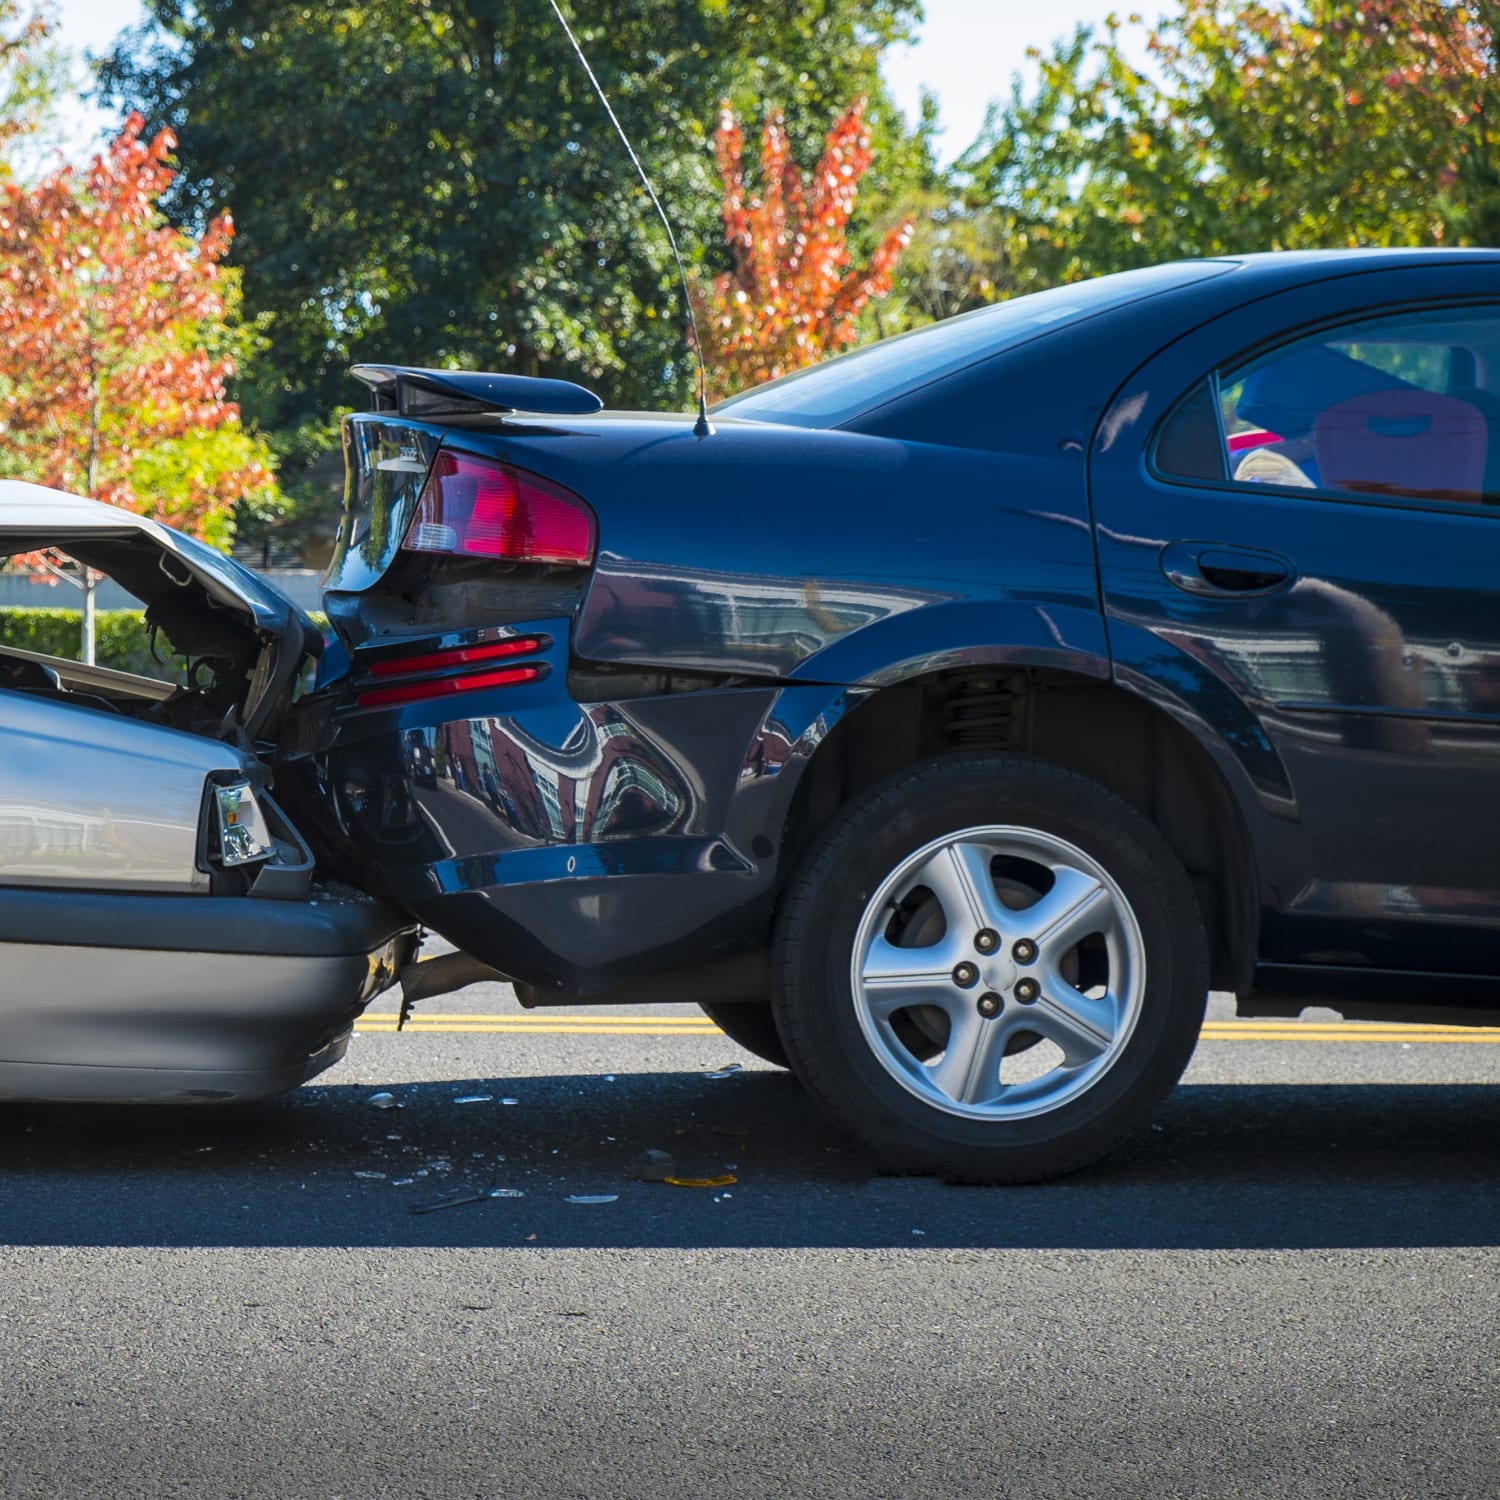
xmin=547 ymin=0 xmax=714 ymax=438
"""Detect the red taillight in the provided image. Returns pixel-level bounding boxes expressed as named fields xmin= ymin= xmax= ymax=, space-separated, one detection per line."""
xmin=367 ymin=636 xmax=544 ymax=677
xmin=403 ymin=450 xmax=595 ymax=565
xmin=356 ymin=664 xmax=541 ymax=709
xmin=355 ymin=634 xmax=548 ymax=709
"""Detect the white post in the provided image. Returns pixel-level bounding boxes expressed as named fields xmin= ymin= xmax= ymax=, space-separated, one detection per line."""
xmin=81 ymin=566 xmax=96 ymax=666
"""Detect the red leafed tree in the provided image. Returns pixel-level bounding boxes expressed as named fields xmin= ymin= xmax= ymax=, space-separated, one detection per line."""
xmin=0 ymin=112 xmax=276 ymax=544
xmin=699 ymin=99 xmax=913 ymax=397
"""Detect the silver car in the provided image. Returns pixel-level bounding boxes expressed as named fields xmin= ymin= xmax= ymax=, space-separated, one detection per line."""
xmin=0 ymin=481 xmax=415 ymax=1102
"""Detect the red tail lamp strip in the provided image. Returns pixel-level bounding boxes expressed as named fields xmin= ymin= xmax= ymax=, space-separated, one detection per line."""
xmin=356 ymin=664 xmax=543 ymax=709
xmin=367 ymin=636 xmax=546 ymax=678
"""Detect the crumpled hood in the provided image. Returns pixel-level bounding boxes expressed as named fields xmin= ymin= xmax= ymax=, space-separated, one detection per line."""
xmin=0 ymin=480 xmax=322 ymax=740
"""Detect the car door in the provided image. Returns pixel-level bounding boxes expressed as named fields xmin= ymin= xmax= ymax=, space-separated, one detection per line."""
xmin=1089 ymin=263 xmax=1500 ymax=978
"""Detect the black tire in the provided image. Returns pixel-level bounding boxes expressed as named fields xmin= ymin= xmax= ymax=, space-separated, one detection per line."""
xmin=699 ymin=1002 xmax=791 ymax=1069
xmin=770 ymin=753 xmax=1208 ymax=1182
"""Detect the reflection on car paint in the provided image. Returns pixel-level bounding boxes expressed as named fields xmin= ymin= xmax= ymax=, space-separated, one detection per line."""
xmin=580 ymin=555 xmax=940 ymax=678
xmin=403 ymin=700 xmax=696 ymax=852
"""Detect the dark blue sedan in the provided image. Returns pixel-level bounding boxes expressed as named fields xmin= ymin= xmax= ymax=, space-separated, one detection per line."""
xmin=290 ymin=248 xmax=1500 ymax=1180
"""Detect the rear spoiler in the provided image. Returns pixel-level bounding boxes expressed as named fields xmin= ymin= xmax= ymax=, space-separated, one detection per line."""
xmin=349 ymin=363 xmax=604 ymax=418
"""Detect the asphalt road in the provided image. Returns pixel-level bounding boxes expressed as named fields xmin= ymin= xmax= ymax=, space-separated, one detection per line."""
xmin=0 ymin=983 xmax=1496 ymax=1499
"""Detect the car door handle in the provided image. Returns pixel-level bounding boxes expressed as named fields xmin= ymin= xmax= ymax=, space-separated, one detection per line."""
xmin=1159 ymin=541 xmax=1296 ymax=598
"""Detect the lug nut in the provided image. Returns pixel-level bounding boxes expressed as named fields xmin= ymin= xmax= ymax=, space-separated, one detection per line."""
xmin=977 ymin=992 xmax=1002 ymax=1018
xmin=974 ymin=929 xmax=999 ymax=954
xmin=952 ymin=962 xmax=979 ymax=989
xmin=1014 ymin=977 xmax=1040 ymax=1004
xmin=1012 ymin=938 xmax=1038 ymax=965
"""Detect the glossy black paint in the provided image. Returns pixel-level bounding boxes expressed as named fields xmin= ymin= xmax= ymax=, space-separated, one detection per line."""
xmin=1091 ymin=259 xmax=1500 ymax=975
xmin=310 ymin=249 xmax=1500 ymax=1005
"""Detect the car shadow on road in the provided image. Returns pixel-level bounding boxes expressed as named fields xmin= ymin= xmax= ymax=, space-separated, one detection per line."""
xmin=0 ymin=1072 xmax=1495 ymax=1251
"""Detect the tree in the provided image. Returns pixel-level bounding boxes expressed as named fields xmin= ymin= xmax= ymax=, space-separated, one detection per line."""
xmin=0 ymin=0 xmax=62 ymax=175
xmin=100 ymin=0 xmax=928 ymax=442
xmin=958 ymin=1 xmax=1500 ymax=296
xmin=697 ymin=98 xmax=913 ymax=396
xmin=0 ymin=115 xmax=279 ymax=655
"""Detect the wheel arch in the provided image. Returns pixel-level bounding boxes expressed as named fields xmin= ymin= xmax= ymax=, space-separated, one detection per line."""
xmin=776 ymin=663 xmax=1259 ymax=994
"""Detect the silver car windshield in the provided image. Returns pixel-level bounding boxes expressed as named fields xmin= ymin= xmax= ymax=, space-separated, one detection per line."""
xmin=715 ymin=260 xmax=1235 ymax=430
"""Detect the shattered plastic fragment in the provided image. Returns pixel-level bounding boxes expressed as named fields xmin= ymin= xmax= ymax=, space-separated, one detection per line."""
xmin=628 ymin=1148 xmax=675 ymax=1183
xmin=367 ymin=1091 xmax=399 ymax=1109
xmin=524 ymin=1233 xmax=539 ymax=1241
xmin=701 ymin=1063 xmax=743 ymax=1080
xmin=565 ymin=1194 xmax=619 ymax=1205
xmin=391 ymin=1178 xmax=415 ymax=1187
xmin=500 ymin=1098 xmax=520 ymax=1106
xmin=353 ymin=1171 xmax=387 ymax=1180
xmin=489 ymin=1187 xmax=525 ymax=1199
xmin=409 ymin=1188 xmax=493 ymax=1215
xmin=662 ymin=1174 xmax=738 ymax=1189
xmin=454 ymin=1094 xmax=494 ymax=1105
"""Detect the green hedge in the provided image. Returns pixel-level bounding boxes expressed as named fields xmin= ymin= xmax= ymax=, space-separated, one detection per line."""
xmin=0 ymin=607 xmax=176 ymax=681
xmin=1 ymin=606 xmax=333 ymax=687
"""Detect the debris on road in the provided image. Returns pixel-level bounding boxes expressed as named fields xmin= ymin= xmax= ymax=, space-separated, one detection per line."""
xmin=454 ymin=1094 xmax=494 ymax=1105
xmin=367 ymin=1092 xmax=400 ymax=1110
xmin=565 ymin=1194 xmax=619 ymax=1205
xmin=408 ymin=1188 xmax=494 ymax=1215
xmin=662 ymin=1174 xmax=738 ymax=1189
xmin=628 ymin=1148 xmax=675 ymax=1182
xmin=353 ymin=1171 xmax=387 ymax=1180
xmin=489 ymin=1187 xmax=525 ymax=1199
xmin=702 ymin=1063 xmax=743 ymax=1080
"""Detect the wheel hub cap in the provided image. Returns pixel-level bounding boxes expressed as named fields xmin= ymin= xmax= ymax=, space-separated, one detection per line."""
xmin=850 ymin=824 xmax=1146 ymax=1123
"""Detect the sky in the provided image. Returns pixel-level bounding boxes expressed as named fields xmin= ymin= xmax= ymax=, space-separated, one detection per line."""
xmin=48 ymin=0 xmax=1145 ymax=164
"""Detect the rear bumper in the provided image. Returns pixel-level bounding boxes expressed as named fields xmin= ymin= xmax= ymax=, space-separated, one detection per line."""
xmin=312 ymin=621 xmax=861 ymax=994
xmin=0 ymin=883 xmax=416 ymax=1101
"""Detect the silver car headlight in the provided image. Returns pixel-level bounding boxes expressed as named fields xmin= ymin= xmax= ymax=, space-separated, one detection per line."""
xmin=211 ymin=779 xmax=274 ymax=867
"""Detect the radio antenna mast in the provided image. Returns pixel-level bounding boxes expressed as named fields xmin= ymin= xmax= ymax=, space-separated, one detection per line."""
xmin=547 ymin=0 xmax=713 ymax=438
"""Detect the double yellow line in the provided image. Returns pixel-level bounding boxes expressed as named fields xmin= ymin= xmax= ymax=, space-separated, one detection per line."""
xmin=357 ymin=1012 xmax=721 ymax=1037
xmin=355 ymin=1013 xmax=1500 ymax=1043
xmin=1201 ymin=1020 xmax=1500 ymax=1045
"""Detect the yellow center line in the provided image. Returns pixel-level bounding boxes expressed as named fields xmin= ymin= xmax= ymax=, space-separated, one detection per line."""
xmin=353 ymin=1016 xmax=1500 ymax=1042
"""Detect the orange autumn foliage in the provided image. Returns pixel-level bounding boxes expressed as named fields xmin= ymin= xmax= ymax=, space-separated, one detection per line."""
xmin=0 ymin=113 xmax=274 ymax=550
xmin=699 ymin=98 xmax=913 ymax=397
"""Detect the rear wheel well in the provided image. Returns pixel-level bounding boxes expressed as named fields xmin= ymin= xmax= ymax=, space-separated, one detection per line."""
xmin=780 ymin=667 xmax=1257 ymax=992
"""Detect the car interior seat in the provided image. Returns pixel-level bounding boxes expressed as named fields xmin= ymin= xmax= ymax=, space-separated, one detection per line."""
xmin=1312 ymin=388 xmax=1488 ymax=503
xmin=1443 ymin=346 xmax=1500 ymax=500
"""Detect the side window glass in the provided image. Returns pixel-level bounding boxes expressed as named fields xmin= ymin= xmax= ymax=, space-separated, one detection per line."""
xmin=1218 ymin=305 xmax=1500 ymax=506
xmin=1154 ymin=379 xmax=1227 ymax=482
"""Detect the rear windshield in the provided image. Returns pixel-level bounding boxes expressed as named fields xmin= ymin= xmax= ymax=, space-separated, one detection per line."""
xmin=715 ymin=260 xmax=1235 ymax=429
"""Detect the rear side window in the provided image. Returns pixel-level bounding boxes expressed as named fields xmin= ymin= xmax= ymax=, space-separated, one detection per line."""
xmin=1157 ymin=304 xmax=1500 ymax=507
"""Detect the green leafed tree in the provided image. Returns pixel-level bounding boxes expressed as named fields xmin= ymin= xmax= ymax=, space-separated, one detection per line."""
xmin=0 ymin=0 xmax=63 ymax=175
xmin=101 ymin=0 xmax=929 ymax=452
xmin=957 ymin=1 xmax=1499 ymax=297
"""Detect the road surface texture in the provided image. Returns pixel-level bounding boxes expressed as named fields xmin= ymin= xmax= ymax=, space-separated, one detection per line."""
xmin=0 ymin=978 xmax=1495 ymax=1499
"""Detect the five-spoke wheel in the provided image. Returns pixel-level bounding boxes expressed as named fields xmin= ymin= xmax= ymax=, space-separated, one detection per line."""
xmin=851 ymin=826 xmax=1145 ymax=1120
xmin=771 ymin=754 xmax=1208 ymax=1182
